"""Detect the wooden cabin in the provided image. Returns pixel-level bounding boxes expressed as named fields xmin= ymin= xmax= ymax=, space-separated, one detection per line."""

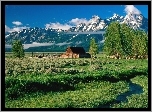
xmin=60 ymin=47 xmax=91 ymax=58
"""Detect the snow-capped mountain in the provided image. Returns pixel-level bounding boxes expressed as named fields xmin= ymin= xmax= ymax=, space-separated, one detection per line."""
xmin=122 ymin=12 xmax=148 ymax=31
xmin=5 ymin=27 xmax=103 ymax=52
xmin=107 ymin=13 xmax=124 ymax=23
xmin=5 ymin=12 xmax=148 ymax=52
xmin=68 ymin=13 xmax=148 ymax=32
xmin=68 ymin=15 xmax=107 ymax=32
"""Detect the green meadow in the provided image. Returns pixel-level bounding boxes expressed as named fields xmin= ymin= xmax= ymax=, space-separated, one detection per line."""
xmin=5 ymin=52 xmax=148 ymax=108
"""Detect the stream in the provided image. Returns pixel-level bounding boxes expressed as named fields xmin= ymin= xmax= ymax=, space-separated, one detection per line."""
xmin=97 ymin=80 xmax=143 ymax=108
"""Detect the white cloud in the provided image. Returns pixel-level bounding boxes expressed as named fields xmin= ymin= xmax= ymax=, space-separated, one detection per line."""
xmin=5 ymin=25 xmax=11 ymax=33
xmin=56 ymin=42 xmax=72 ymax=46
xmin=12 ymin=21 xmax=23 ymax=26
xmin=23 ymin=42 xmax=55 ymax=49
xmin=12 ymin=27 xmax=26 ymax=32
xmin=69 ymin=18 xmax=90 ymax=25
xmin=5 ymin=21 xmax=28 ymax=33
xmin=5 ymin=25 xmax=29 ymax=33
xmin=45 ymin=18 xmax=90 ymax=30
xmin=45 ymin=22 xmax=72 ymax=30
xmin=5 ymin=42 xmax=55 ymax=49
xmin=6 ymin=42 xmax=73 ymax=49
xmin=124 ymin=5 xmax=141 ymax=15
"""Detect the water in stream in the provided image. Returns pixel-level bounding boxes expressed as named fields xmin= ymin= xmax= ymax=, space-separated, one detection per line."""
xmin=97 ymin=80 xmax=143 ymax=108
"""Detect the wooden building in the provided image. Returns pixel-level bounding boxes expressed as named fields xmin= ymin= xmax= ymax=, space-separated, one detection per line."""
xmin=60 ymin=47 xmax=91 ymax=58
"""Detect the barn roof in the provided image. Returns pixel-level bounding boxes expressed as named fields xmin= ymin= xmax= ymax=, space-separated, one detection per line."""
xmin=68 ymin=47 xmax=86 ymax=54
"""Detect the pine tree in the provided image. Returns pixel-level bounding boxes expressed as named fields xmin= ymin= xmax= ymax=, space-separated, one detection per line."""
xmin=89 ymin=38 xmax=98 ymax=58
xmin=12 ymin=40 xmax=25 ymax=58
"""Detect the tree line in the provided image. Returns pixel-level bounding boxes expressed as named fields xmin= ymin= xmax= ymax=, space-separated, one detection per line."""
xmin=103 ymin=22 xmax=148 ymax=58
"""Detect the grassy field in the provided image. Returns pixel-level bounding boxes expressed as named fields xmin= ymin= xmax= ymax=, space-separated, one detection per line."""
xmin=5 ymin=52 xmax=148 ymax=108
xmin=5 ymin=52 xmax=107 ymax=58
xmin=5 ymin=52 xmax=65 ymax=58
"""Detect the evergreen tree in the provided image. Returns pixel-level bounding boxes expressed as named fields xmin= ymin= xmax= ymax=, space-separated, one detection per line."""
xmin=12 ymin=40 xmax=25 ymax=58
xmin=103 ymin=22 xmax=123 ymax=56
xmin=89 ymin=38 xmax=98 ymax=57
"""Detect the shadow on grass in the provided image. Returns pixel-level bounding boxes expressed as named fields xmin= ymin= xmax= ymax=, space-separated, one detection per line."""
xmin=6 ymin=81 xmax=75 ymax=100
xmin=6 ymin=69 xmax=147 ymax=100
xmin=82 ymin=70 xmax=147 ymax=83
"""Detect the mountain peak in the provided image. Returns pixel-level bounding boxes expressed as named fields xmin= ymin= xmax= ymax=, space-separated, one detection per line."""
xmin=121 ymin=11 xmax=147 ymax=30
xmin=113 ymin=13 xmax=119 ymax=17
xmin=92 ymin=15 xmax=100 ymax=19
xmin=107 ymin=13 xmax=122 ymax=20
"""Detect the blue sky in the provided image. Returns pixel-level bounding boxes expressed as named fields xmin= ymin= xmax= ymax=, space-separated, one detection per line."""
xmin=5 ymin=5 xmax=148 ymax=33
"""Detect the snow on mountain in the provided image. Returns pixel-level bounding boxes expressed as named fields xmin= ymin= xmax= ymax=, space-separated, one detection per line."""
xmin=69 ymin=13 xmax=123 ymax=32
xmin=5 ymin=12 xmax=148 ymax=46
xmin=70 ymin=12 xmax=147 ymax=32
xmin=72 ymin=15 xmax=107 ymax=32
xmin=121 ymin=12 xmax=147 ymax=31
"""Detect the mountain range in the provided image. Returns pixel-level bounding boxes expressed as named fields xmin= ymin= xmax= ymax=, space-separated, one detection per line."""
xmin=5 ymin=12 xmax=148 ymax=52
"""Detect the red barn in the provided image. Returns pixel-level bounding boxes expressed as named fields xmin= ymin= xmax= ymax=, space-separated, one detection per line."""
xmin=60 ymin=47 xmax=91 ymax=58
